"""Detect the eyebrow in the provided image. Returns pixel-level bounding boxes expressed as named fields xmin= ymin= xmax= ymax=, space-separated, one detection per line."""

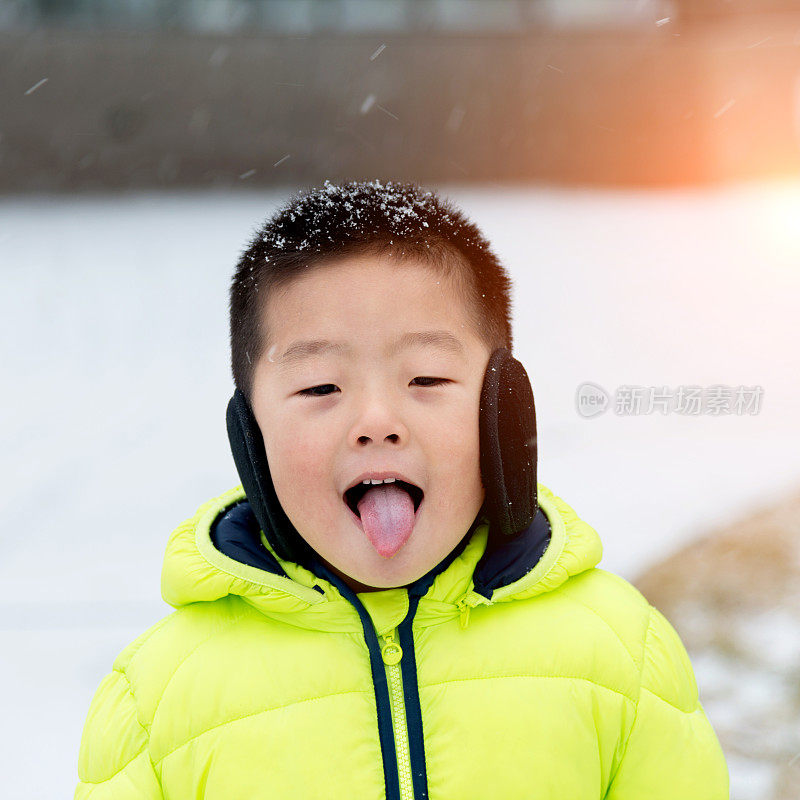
xmin=278 ymin=330 xmax=465 ymax=367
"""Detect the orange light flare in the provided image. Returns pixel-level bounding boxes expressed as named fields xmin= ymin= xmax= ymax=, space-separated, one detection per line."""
xmin=747 ymin=179 xmax=800 ymax=276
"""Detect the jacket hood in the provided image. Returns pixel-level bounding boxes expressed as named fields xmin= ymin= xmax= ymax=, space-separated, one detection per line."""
xmin=161 ymin=482 xmax=602 ymax=633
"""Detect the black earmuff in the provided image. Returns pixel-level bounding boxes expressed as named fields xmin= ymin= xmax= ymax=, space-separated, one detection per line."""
xmin=477 ymin=347 xmax=537 ymax=550
xmin=226 ymin=346 xmax=538 ymax=564
xmin=226 ymin=389 xmax=316 ymax=564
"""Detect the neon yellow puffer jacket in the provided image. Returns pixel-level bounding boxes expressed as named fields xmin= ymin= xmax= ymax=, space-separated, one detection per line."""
xmin=74 ymin=483 xmax=729 ymax=799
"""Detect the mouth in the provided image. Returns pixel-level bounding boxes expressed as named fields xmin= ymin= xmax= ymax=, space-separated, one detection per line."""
xmin=343 ymin=479 xmax=424 ymax=523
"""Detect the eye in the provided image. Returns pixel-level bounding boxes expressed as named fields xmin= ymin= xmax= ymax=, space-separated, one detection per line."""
xmin=298 ymin=384 xmax=339 ymax=398
xmin=297 ymin=378 xmax=451 ymax=398
xmin=412 ymin=377 xmax=452 ymax=388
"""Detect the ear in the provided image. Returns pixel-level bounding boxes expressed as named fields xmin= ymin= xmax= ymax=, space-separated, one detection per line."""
xmin=478 ymin=347 xmax=538 ymax=540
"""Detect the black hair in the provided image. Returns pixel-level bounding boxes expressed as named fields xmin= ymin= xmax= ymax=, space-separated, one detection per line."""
xmin=229 ymin=178 xmax=513 ymax=399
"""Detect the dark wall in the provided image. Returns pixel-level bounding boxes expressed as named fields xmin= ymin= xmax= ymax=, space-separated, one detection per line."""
xmin=2 ymin=22 xmax=800 ymax=192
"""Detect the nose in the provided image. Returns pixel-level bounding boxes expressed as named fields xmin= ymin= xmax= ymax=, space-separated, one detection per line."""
xmin=358 ymin=432 xmax=399 ymax=446
xmin=350 ymin=395 xmax=409 ymax=448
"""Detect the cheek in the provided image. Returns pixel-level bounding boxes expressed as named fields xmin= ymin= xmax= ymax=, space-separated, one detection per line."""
xmin=266 ymin=425 xmax=335 ymax=506
xmin=429 ymin=403 xmax=481 ymax=477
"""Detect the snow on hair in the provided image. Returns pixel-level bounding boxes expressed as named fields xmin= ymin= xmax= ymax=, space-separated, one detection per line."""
xmin=229 ymin=179 xmax=513 ymax=398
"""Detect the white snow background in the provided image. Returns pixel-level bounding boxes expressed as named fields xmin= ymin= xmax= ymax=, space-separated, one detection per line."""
xmin=1 ymin=182 xmax=798 ymax=798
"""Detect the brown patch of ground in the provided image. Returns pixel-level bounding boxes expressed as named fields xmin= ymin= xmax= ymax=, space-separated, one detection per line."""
xmin=633 ymin=485 xmax=800 ymax=800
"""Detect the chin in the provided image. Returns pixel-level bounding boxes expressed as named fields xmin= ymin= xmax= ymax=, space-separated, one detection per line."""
xmin=344 ymin=550 xmax=427 ymax=591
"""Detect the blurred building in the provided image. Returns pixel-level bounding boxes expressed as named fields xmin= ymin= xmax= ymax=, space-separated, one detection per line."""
xmin=3 ymin=1 xmax=677 ymax=33
xmin=2 ymin=0 xmax=800 ymax=190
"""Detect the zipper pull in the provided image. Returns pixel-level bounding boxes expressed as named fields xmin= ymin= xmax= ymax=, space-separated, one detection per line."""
xmin=456 ymin=591 xmax=491 ymax=630
xmin=380 ymin=630 xmax=403 ymax=665
xmin=457 ymin=599 xmax=471 ymax=630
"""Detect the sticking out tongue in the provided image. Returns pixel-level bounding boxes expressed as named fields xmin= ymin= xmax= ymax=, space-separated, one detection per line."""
xmin=357 ymin=483 xmax=416 ymax=559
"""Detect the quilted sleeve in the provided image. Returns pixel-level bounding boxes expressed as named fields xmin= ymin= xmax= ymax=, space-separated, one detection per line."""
xmin=604 ymin=606 xmax=729 ymax=800
xmin=74 ymin=668 xmax=163 ymax=799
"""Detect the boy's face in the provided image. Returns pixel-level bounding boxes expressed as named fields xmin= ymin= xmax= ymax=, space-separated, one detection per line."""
xmin=250 ymin=252 xmax=492 ymax=592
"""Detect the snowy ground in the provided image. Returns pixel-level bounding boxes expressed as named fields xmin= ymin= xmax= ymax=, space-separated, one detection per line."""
xmin=1 ymin=182 xmax=799 ymax=798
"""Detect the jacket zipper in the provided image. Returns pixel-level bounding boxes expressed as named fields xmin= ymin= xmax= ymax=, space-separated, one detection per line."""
xmin=380 ymin=629 xmax=414 ymax=800
xmin=299 ymin=554 xmax=429 ymax=800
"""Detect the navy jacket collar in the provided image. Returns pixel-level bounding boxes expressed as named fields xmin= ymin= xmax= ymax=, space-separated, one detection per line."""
xmin=211 ymin=499 xmax=551 ymax=600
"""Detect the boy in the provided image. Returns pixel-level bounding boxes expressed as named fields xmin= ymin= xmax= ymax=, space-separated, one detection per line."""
xmin=74 ymin=179 xmax=729 ymax=799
